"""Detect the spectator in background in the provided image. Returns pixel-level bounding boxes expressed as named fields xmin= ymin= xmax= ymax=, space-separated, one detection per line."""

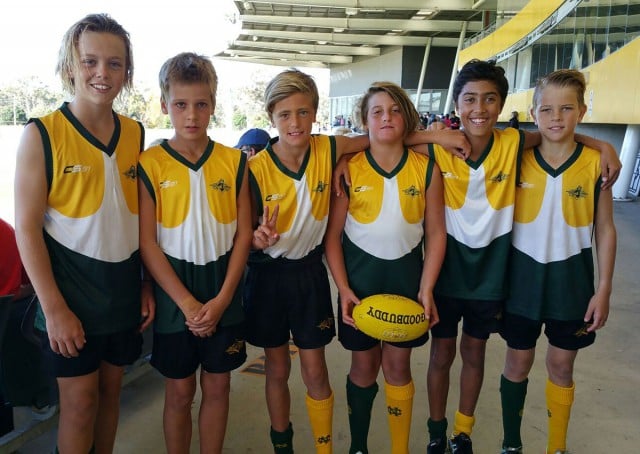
xmin=236 ymin=128 xmax=271 ymax=158
xmin=449 ymin=111 xmax=460 ymax=130
xmin=508 ymin=111 xmax=520 ymax=129
xmin=1 ymin=218 xmax=31 ymax=300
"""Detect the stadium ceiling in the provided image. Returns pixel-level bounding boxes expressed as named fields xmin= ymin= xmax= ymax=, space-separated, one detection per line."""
xmin=217 ymin=0 xmax=500 ymax=68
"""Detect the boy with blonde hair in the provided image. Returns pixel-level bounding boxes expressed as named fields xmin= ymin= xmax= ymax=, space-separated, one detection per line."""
xmin=246 ymin=69 xmax=465 ymax=453
xmin=138 ymin=52 xmax=252 ymax=453
xmin=499 ymin=69 xmax=616 ymax=454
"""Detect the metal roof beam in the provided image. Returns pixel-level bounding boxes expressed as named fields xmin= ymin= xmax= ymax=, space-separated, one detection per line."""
xmin=240 ymin=28 xmax=460 ymax=46
xmin=222 ymin=48 xmax=354 ymax=64
xmin=215 ymin=55 xmax=328 ymax=68
xmin=233 ymin=39 xmax=381 ymax=55
xmin=244 ymin=0 xmax=494 ymax=10
xmin=240 ymin=15 xmax=484 ymax=33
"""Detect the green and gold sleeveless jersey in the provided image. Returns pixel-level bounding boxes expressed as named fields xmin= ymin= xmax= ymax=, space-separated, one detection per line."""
xmin=31 ymin=103 xmax=144 ymax=334
xmin=138 ymin=139 xmax=246 ymax=333
xmin=428 ymin=127 xmax=524 ymax=300
xmin=343 ymin=149 xmax=433 ymax=299
xmin=248 ymin=134 xmax=336 ymax=262
xmin=508 ymin=144 xmax=601 ymax=320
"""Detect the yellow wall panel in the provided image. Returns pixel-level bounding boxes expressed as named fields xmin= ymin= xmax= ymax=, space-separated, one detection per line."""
xmin=460 ymin=0 xmax=564 ymax=65
xmin=499 ymin=37 xmax=640 ymax=125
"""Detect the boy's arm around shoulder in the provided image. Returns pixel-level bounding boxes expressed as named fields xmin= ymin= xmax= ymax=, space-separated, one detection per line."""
xmin=586 ymin=185 xmax=616 ymax=332
xmin=332 ymin=133 xmax=369 ymax=196
xmin=523 ymin=130 xmax=621 ymax=189
xmin=576 ymin=134 xmax=621 ymax=189
xmin=405 ymin=129 xmax=471 ymax=159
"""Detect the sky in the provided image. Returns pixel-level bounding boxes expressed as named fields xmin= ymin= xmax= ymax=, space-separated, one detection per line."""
xmin=1 ymin=0 xmax=246 ymax=88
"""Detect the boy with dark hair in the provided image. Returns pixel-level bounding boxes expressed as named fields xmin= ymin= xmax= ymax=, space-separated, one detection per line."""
xmin=425 ymin=59 xmax=620 ymax=454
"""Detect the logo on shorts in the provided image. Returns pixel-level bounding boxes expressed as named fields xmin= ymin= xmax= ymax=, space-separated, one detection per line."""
xmin=574 ymin=323 xmax=592 ymax=337
xmin=317 ymin=435 xmax=331 ymax=445
xmin=402 ymin=185 xmax=421 ymax=197
xmin=566 ymin=185 xmax=588 ymax=199
xmin=225 ymin=339 xmax=245 ymax=354
xmin=210 ymin=179 xmax=231 ymax=192
xmin=317 ymin=317 xmax=334 ymax=330
xmin=123 ymin=165 xmax=137 ymax=180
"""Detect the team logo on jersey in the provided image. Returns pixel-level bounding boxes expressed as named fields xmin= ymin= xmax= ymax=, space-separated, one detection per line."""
xmin=490 ymin=171 xmax=509 ymax=183
xmin=566 ymin=185 xmax=588 ymax=199
xmin=266 ymin=193 xmax=284 ymax=201
xmin=317 ymin=317 xmax=334 ymax=330
xmin=387 ymin=406 xmax=402 ymax=417
xmin=159 ymin=180 xmax=178 ymax=189
xmin=63 ymin=164 xmax=90 ymax=174
xmin=441 ymin=171 xmax=458 ymax=179
xmin=402 ymin=185 xmax=421 ymax=197
xmin=123 ymin=165 xmax=137 ymax=180
xmin=518 ymin=181 xmax=534 ymax=189
xmin=312 ymin=181 xmax=328 ymax=193
xmin=210 ymin=179 xmax=231 ymax=192
xmin=225 ymin=339 xmax=245 ymax=354
xmin=353 ymin=185 xmax=373 ymax=192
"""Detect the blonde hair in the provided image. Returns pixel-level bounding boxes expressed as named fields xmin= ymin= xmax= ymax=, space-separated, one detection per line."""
xmin=159 ymin=52 xmax=218 ymax=108
xmin=264 ymin=69 xmax=319 ymax=118
xmin=359 ymin=82 xmax=421 ymax=137
xmin=56 ymin=14 xmax=133 ymax=95
xmin=533 ymin=69 xmax=586 ymax=109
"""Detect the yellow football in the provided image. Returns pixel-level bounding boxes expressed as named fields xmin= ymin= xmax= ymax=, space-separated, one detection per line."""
xmin=352 ymin=294 xmax=429 ymax=342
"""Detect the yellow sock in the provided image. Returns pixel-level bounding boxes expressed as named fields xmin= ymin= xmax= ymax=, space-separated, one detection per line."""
xmin=384 ymin=380 xmax=415 ymax=454
xmin=305 ymin=392 xmax=334 ymax=454
xmin=546 ymin=379 xmax=574 ymax=453
xmin=452 ymin=410 xmax=475 ymax=436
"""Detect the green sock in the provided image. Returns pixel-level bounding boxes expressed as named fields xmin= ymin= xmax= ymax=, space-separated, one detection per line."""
xmin=500 ymin=375 xmax=528 ymax=448
xmin=346 ymin=375 xmax=378 ymax=454
xmin=427 ymin=417 xmax=448 ymax=441
xmin=270 ymin=422 xmax=294 ymax=454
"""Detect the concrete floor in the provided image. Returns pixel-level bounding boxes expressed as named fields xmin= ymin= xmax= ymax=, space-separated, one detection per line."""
xmin=6 ymin=200 xmax=640 ymax=453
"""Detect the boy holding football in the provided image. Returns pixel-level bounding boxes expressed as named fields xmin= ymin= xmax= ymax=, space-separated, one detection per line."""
xmin=324 ymin=81 xmax=446 ymax=454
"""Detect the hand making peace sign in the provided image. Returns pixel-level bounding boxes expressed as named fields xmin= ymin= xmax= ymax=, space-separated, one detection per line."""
xmin=252 ymin=204 xmax=280 ymax=249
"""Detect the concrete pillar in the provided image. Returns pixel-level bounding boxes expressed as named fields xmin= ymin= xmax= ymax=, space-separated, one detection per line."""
xmin=612 ymin=124 xmax=640 ymax=200
xmin=444 ymin=21 xmax=468 ymax=115
xmin=414 ymin=38 xmax=433 ymax=111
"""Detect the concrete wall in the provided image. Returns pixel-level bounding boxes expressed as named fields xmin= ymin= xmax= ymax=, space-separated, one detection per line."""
xmin=329 ymin=47 xmax=403 ymax=98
